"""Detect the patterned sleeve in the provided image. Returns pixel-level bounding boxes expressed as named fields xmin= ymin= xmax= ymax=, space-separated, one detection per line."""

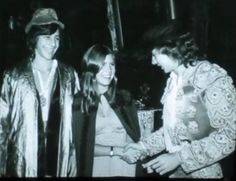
xmin=178 ymin=74 xmax=236 ymax=173
xmin=141 ymin=127 xmax=166 ymax=156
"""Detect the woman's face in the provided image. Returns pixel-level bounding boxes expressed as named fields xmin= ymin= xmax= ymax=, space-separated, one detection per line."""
xmin=35 ymin=29 xmax=60 ymax=61
xmin=151 ymin=48 xmax=179 ymax=73
xmin=96 ymin=54 xmax=116 ymax=88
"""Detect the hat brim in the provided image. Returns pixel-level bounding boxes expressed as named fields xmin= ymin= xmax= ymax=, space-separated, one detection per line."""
xmin=25 ymin=20 xmax=64 ymax=34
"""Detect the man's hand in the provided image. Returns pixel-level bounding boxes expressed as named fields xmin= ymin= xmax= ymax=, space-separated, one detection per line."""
xmin=142 ymin=152 xmax=181 ymax=175
xmin=120 ymin=142 xmax=147 ymax=164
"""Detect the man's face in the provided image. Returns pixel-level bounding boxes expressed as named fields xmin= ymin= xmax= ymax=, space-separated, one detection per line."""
xmin=35 ymin=29 xmax=60 ymax=61
xmin=151 ymin=48 xmax=178 ymax=73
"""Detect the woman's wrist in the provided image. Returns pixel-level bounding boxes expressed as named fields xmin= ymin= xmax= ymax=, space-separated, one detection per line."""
xmin=109 ymin=146 xmax=114 ymax=157
xmin=112 ymin=146 xmax=123 ymax=156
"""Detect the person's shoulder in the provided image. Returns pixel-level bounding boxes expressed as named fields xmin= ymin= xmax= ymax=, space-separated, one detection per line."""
xmin=192 ymin=60 xmax=230 ymax=89
xmin=116 ymin=89 xmax=134 ymax=105
xmin=195 ymin=60 xmax=227 ymax=75
xmin=58 ymin=61 xmax=77 ymax=73
xmin=2 ymin=60 xmax=30 ymax=79
xmin=57 ymin=61 xmax=79 ymax=83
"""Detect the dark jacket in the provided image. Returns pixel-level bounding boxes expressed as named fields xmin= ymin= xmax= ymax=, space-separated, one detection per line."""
xmin=72 ymin=89 xmax=145 ymax=177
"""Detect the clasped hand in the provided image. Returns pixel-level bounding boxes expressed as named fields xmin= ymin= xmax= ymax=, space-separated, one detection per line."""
xmin=120 ymin=143 xmax=147 ymax=164
xmin=119 ymin=143 xmax=181 ymax=175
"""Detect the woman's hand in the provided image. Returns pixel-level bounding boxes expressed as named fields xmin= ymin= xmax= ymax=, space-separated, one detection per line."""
xmin=142 ymin=152 xmax=181 ymax=175
xmin=120 ymin=142 xmax=147 ymax=164
xmin=120 ymin=147 xmax=142 ymax=164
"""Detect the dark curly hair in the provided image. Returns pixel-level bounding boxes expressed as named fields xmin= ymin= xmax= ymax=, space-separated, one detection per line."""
xmin=141 ymin=20 xmax=200 ymax=67
xmin=26 ymin=23 xmax=63 ymax=60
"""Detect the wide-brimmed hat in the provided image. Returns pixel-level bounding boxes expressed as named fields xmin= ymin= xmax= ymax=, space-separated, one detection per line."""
xmin=25 ymin=8 xmax=64 ymax=34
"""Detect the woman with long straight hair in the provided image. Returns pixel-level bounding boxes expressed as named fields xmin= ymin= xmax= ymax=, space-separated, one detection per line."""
xmin=73 ymin=44 xmax=143 ymax=177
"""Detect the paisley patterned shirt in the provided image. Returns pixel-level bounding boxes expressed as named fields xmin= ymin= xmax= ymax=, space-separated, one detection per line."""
xmin=141 ymin=61 xmax=236 ymax=178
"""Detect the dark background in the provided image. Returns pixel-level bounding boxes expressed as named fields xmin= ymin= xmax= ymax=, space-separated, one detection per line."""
xmin=1 ymin=0 xmax=236 ymax=106
xmin=0 ymin=0 xmax=235 ymax=178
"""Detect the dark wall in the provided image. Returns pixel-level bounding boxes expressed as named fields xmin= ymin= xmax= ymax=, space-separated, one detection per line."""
xmin=0 ymin=0 xmax=111 ymax=73
xmin=1 ymin=0 xmax=236 ymax=75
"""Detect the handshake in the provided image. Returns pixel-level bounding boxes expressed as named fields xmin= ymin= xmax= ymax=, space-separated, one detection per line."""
xmin=118 ymin=142 xmax=181 ymax=175
xmin=120 ymin=142 xmax=148 ymax=164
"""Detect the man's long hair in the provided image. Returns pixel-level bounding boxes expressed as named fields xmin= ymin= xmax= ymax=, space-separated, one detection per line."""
xmin=26 ymin=23 xmax=63 ymax=60
xmin=140 ymin=20 xmax=201 ymax=67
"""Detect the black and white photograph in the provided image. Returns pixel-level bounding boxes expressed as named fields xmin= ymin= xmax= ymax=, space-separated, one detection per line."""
xmin=0 ymin=0 xmax=235 ymax=179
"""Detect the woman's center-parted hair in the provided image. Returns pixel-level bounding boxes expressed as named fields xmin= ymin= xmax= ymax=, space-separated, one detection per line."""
xmin=82 ymin=44 xmax=114 ymax=74
xmin=26 ymin=23 xmax=62 ymax=60
xmin=81 ymin=44 xmax=117 ymax=114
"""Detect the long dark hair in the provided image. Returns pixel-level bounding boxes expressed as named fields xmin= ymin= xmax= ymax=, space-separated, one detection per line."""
xmin=81 ymin=44 xmax=117 ymax=114
xmin=26 ymin=23 xmax=63 ymax=60
xmin=141 ymin=20 xmax=200 ymax=67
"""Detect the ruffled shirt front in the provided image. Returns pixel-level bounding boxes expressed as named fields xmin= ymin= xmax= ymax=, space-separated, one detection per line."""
xmin=162 ymin=71 xmax=183 ymax=153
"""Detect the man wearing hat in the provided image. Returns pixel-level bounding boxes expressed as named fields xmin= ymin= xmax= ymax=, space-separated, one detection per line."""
xmin=0 ymin=8 xmax=80 ymax=177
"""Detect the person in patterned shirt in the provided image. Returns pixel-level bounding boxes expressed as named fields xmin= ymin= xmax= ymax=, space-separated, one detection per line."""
xmin=122 ymin=20 xmax=236 ymax=178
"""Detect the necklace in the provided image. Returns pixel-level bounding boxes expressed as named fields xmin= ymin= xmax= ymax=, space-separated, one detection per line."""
xmin=36 ymin=70 xmax=51 ymax=107
xmin=32 ymin=60 xmax=58 ymax=108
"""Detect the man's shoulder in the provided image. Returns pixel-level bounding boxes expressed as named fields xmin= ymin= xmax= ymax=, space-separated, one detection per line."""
xmin=3 ymin=61 xmax=30 ymax=79
xmin=192 ymin=60 xmax=229 ymax=89
xmin=58 ymin=61 xmax=76 ymax=72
